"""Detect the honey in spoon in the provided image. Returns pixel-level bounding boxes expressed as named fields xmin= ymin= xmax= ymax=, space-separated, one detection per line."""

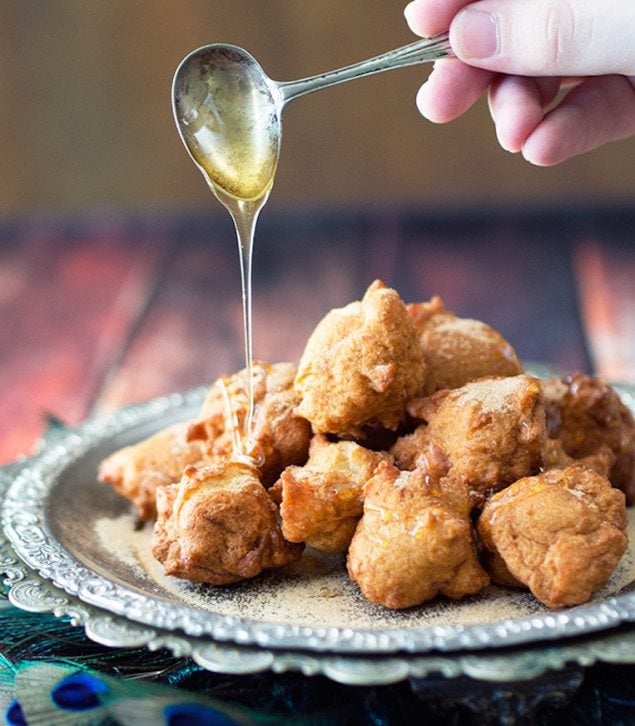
xmin=172 ymin=45 xmax=282 ymax=457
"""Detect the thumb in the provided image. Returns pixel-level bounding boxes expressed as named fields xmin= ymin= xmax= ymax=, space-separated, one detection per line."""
xmin=449 ymin=0 xmax=635 ymax=76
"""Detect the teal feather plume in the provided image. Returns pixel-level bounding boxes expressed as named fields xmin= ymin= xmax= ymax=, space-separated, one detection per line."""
xmin=0 ymin=653 xmax=17 ymax=722
xmin=0 ymin=606 xmax=307 ymax=725
xmin=12 ymin=660 xmax=277 ymax=725
xmin=8 ymin=660 xmax=293 ymax=725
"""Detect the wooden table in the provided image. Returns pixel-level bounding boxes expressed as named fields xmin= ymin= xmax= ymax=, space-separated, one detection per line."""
xmin=1 ymin=204 xmax=635 ymax=722
xmin=1 ymin=205 xmax=634 ymax=465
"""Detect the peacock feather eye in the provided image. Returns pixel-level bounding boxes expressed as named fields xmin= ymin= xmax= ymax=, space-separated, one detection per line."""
xmin=52 ymin=672 xmax=110 ymax=711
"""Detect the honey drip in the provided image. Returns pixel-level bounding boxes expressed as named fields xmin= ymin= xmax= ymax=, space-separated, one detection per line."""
xmin=214 ymin=187 xmax=263 ymax=449
xmin=215 ymin=365 xmax=266 ymax=469
xmin=216 ymin=376 xmax=243 ymax=459
xmin=190 ymin=146 xmax=276 ymax=452
xmin=176 ymin=48 xmax=281 ymax=453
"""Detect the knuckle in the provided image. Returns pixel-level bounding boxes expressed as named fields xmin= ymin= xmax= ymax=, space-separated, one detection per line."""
xmin=534 ymin=0 xmax=591 ymax=72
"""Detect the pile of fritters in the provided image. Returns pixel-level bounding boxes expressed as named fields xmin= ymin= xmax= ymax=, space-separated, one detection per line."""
xmin=98 ymin=280 xmax=634 ymax=609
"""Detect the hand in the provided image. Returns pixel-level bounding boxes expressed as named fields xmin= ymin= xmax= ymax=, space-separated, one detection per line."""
xmin=404 ymin=0 xmax=635 ymax=165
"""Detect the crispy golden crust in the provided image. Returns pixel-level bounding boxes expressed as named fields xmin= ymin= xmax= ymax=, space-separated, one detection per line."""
xmin=477 ymin=465 xmax=627 ymax=608
xmin=98 ymin=422 xmax=208 ymax=521
xmin=152 ymin=462 xmax=303 ymax=585
xmin=271 ymin=435 xmax=392 ymax=553
xmin=544 ymin=373 xmax=635 ymax=504
xmin=187 ymin=361 xmax=312 ymax=486
xmin=407 ymin=296 xmax=523 ymax=393
xmin=541 ymin=438 xmax=615 ymax=478
xmin=393 ymin=375 xmax=546 ymax=504
xmin=347 ymin=461 xmax=489 ymax=609
xmin=294 ymin=281 xmax=427 ymax=436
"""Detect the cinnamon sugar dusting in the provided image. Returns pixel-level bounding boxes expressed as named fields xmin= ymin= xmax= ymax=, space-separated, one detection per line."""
xmin=461 ymin=376 xmax=527 ymax=415
xmin=433 ymin=317 xmax=493 ymax=341
xmin=94 ymin=507 xmax=635 ymax=631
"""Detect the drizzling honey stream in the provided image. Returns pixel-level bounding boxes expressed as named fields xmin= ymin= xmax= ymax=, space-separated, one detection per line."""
xmin=172 ymin=45 xmax=282 ymax=459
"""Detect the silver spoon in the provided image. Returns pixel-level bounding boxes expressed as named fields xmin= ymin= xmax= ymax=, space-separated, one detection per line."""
xmin=172 ymin=33 xmax=453 ymax=202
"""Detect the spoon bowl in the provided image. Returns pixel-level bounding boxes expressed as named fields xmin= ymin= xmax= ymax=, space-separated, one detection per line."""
xmin=172 ymin=33 xmax=453 ymax=201
xmin=173 ymin=44 xmax=282 ymax=202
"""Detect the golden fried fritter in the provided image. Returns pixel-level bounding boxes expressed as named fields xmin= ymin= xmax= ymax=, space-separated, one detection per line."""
xmin=294 ymin=280 xmax=427 ymax=436
xmin=152 ymin=462 xmax=303 ymax=585
xmin=544 ymin=373 xmax=635 ymax=504
xmin=478 ymin=465 xmax=627 ymax=608
xmin=98 ymin=422 xmax=208 ymax=521
xmin=347 ymin=460 xmax=489 ymax=609
xmin=393 ymin=375 xmax=546 ymax=504
xmin=187 ymin=361 xmax=311 ymax=486
xmin=271 ymin=435 xmax=392 ymax=553
xmin=407 ymin=296 xmax=523 ymax=393
xmin=541 ymin=438 xmax=615 ymax=478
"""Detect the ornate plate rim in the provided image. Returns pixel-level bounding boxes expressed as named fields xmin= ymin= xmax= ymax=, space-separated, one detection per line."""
xmin=2 ymin=485 xmax=635 ymax=685
xmin=2 ymin=382 xmax=635 ymax=656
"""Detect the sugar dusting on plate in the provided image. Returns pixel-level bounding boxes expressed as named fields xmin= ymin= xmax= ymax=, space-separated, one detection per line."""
xmin=94 ymin=507 xmax=635 ymax=631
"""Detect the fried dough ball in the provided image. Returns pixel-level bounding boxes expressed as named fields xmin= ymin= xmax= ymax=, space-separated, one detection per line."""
xmin=478 ymin=465 xmax=627 ymax=608
xmin=393 ymin=375 xmax=546 ymax=504
xmin=152 ymin=462 xmax=303 ymax=585
xmin=294 ymin=280 xmax=427 ymax=436
xmin=544 ymin=373 xmax=635 ymax=504
xmin=542 ymin=438 xmax=615 ymax=479
xmin=270 ymin=435 xmax=392 ymax=553
xmin=406 ymin=296 xmax=523 ymax=393
xmin=98 ymin=422 xmax=208 ymax=521
xmin=187 ymin=361 xmax=311 ymax=486
xmin=347 ymin=460 xmax=489 ymax=609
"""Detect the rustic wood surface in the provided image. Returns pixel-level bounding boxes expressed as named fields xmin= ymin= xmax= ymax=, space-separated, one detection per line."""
xmin=0 ymin=206 xmax=634 ymax=465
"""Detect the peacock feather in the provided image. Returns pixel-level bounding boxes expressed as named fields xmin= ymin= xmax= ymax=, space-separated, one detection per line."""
xmin=0 ymin=603 xmax=311 ymax=725
xmin=9 ymin=660 xmax=275 ymax=725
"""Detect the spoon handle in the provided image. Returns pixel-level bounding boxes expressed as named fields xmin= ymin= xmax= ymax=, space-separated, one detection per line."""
xmin=278 ymin=32 xmax=453 ymax=104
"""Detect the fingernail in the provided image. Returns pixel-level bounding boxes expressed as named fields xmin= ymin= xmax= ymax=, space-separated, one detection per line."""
xmin=403 ymin=2 xmax=419 ymax=29
xmin=454 ymin=9 xmax=499 ymax=59
xmin=403 ymin=2 xmax=417 ymax=20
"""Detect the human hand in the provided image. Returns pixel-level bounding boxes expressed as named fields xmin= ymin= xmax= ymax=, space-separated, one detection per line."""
xmin=404 ymin=0 xmax=635 ymax=165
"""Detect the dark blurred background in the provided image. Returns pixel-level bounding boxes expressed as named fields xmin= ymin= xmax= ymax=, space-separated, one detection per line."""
xmin=1 ymin=0 xmax=634 ymax=215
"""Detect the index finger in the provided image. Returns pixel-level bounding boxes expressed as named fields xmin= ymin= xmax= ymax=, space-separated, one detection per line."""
xmin=405 ymin=0 xmax=473 ymax=37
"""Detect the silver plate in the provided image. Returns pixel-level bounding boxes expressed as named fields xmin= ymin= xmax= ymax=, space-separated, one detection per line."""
xmin=2 ymin=460 xmax=635 ymax=686
xmin=2 ymin=383 xmax=635 ymax=661
xmin=2 ymin=539 xmax=635 ymax=686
